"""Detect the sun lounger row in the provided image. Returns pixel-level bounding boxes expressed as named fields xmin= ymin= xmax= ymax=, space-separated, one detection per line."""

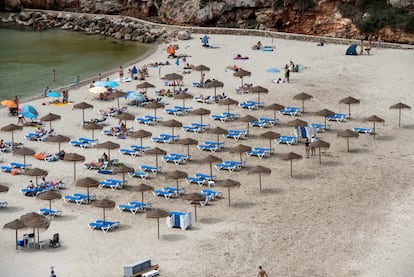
xmin=279 ymin=106 xmax=303 ymax=117
xmin=353 ymin=127 xmax=373 ymax=134
xmin=88 ymin=220 xmax=120 ymax=233
xmin=70 ymin=137 xmax=98 ymax=148
xmin=136 ymin=115 xmax=163 ymax=126
xmin=193 ymin=95 xmax=216 ymax=104
xmin=198 ymin=189 xmax=223 ymax=200
xmin=197 ymin=141 xmax=225 ymax=152
xmin=215 ymin=160 xmax=245 ymax=172
xmin=151 ymin=134 xmax=179 ymax=144
xmin=98 ymin=106 xmax=127 ymax=117
xmin=276 ymin=136 xmax=299 ymax=146
xmin=326 ymin=113 xmax=349 ymax=122
xmin=153 ymin=187 xmax=186 ymax=199
xmin=250 ymin=118 xmax=276 ymax=128
xmin=186 ymin=173 xmax=217 ymax=186
xmin=247 ymin=147 xmax=273 ymax=159
xmin=102 ymin=126 xmax=134 ymax=136
xmin=182 ymin=123 xmax=210 ymax=133
xmin=119 ymin=145 xmax=150 ymax=157
xmin=63 ymin=193 xmax=96 ymax=205
xmin=185 ymin=195 xmax=210 ymax=206
xmin=118 ymin=201 xmax=152 ymax=214
xmin=25 ymin=129 xmax=55 ymax=141
xmin=39 ymin=208 xmax=62 ymax=219
xmin=165 ymin=105 xmax=192 ymax=116
xmin=211 ymin=112 xmax=240 ymax=122
xmin=162 ymin=153 xmax=190 ymax=165
xmin=20 ymin=185 xmax=54 ymax=197
xmin=239 ymin=101 xmax=264 ymax=110
xmin=98 ymin=179 xmax=126 ymax=190
xmin=84 ymin=116 xmax=108 ymax=125
xmin=223 ymin=129 xmax=248 ymax=140
xmin=310 ymin=123 xmax=327 ymax=132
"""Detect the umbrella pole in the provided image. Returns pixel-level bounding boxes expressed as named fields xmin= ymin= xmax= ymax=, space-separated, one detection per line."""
xmin=155 ymin=154 xmax=159 ymax=168
xmin=140 ymin=138 xmax=143 ymax=150
xmin=302 ymin=100 xmax=305 ymax=113
xmin=183 ymin=99 xmax=185 ymax=108
xmin=49 ymin=121 xmax=52 ymax=130
xmin=24 ymin=156 xmax=26 ymax=166
xmin=49 ymin=200 xmax=52 ymax=210
xmin=37 ymin=228 xmax=39 ymax=245
xmin=373 ymin=122 xmax=376 ymax=139
xmin=209 ymin=163 xmax=213 ymax=181
xmin=82 ymin=110 xmax=85 ymax=125
xmin=200 ymin=115 xmax=203 ymax=125
xmin=172 ymin=127 xmax=174 ymax=136
xmin=269 ymin=139 xmax=272 ymax=152
xmin=103 ymin=208 xmax=106 ymax=222
xmin=318 ymin=148 xmax=322 ymax=164
xmin=73 ymin=161 xmax=77 ymax=180
xmin=87 ymin=187 xmax=90 ymax=203
xmin=324 ymin=117 xmax=327 ymax=129
xmin=157 ymin=218 xmax=160 ymax=239
xmin=15 ymin=230 xmax=18 ymax=250
xmin=240 ymin=153 xmax=243 ymax=164
xmin=290 ymin=160 xmax=293 ymax=177
xmin=273 ymin=110 xmax=276 ymax=122
xmin=259 ymin=173 xmax=262 ymax=192
xmin=122 ymin=173 xmax=126 ymax=188
xmin=187 ymin=145 xmax=190 ymax=157
xmin=117 ymin=98 xmax=120 ymax=110
xmin=176 ymin=179 xmax=179 ymax=190
xmin=258 ymin=93 xmax=260 ymax=103
xmin=347 ymin=137 xmax=350 ymax=152
xmin=214 ymin=87 xmax=217 ymax=99
xmin=91 ymin=130 xmax=95 ymax=140
xmin=108 ymin=149 xmax=111 ymax=162
xmin=194 ymin=204 xmax=197 ymax=222
xmin=217 ymin=134 xmax=219 ymax=144
xmin=228 ymin=187 xmax=231 ymax=207
xmin=247 ymin=123 xmax=250 ymax=134
xmin=398 ymin=109 xmax=401 ymax=127
xmin=141 ymin=192 xmax=144 ymax=204
xmin=58 ymin=142 xmax=61 ymax=152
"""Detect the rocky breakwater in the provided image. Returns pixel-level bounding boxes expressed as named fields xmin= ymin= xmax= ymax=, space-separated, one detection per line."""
xmin=0 ymin=10 xmax=192 ymax=43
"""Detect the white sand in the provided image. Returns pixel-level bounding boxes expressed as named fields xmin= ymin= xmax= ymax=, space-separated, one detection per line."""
xmin=0 ymin=34 xmax=413 ymax=277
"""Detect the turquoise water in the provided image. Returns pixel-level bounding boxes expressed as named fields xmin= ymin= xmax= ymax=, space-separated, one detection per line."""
xmin=0 ymin=28 xmax=148 ymax=101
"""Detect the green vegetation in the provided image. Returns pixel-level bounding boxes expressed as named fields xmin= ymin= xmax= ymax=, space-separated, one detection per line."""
xmin=339 ymin=0 xmax=414 ymax=33
xmin=273 ymin=0 xmax=315 ymax=12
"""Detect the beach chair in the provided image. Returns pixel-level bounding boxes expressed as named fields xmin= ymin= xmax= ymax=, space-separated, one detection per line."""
xmin=151 ymin=134 xmax=179 ymax=144
xmin=197 ymin=143 xmax=219 ymax=152
xmin=353 ymin=127 xmax=373 ymax=135
xmin=279 ymin=106 xmax=302 ymax=117
xmin=200 ymin=189 xmax=223 ymax=199
xmin=239 ymin=101 xmax=259 ymax=110
xmin=247 ymin=147 xmax=272 ymax=159
xmin=88 ymin=220 xmax=120 ymax=233
xmin=129 ymin=201 xmax=152 ymax=211
xmin=276 ymin=136 xmax=299 ymax=146
xmin=186 ymin=176 xmax=207 ymax=186
xmin=182 ymin=125 xmax=203 ymax=133
xmin=139 ymin=165 xmax=160 ymax=174
xmin=10 ymin=162 xmax=32 ymax=169
xmin=310 ymin=123 xmax=327 ymax=132
xmin=195 ymin=173 xmax=217 ymax=181
xmin=326 ymin=113 xmax=349 ymax=122
xmin=153 ymin=190 xmax=174 ymax=199
xmin=163 ymin=187 xmax=186 ymax=196
xmin=136 ymin=117 xmax=157 ymax=126
xmin=215 ymin=160 xmax=243 ymax=172
xmin=191 ymin=123 xmax=210 ymax=130
xmin=128 ymin=170 xmax=150 ymax=179
xmin=119 ymin=148 xmax=143 ymax=157
xmin=63 ymin=193 xmax=96 ymax=205
xmin=49 ymin=233 xmax=61 ymax=248
xmin=39 ymin=208 xmax=62 ymax=219
xmin=222 ymin=112 xmax=240 ymax=120
xmin=98 ymin=180 xmax=123 ymax=190
xmin=117 ymin=204 xmax=141 ymax=214
xmin=223 ymin=130 xmax=247 ymax=140
xmin=130 ymin=145 xmax=150 ymax=152
xmin=0 ymin=201 xmax=8 ymax=208
xmin=165 ymin=108 xmax=185 ymax=116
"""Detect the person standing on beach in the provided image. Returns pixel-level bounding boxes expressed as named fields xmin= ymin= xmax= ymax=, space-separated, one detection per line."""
xmin=305 ymin=138 xmax=310 ymax=158
xmin=377 ymin=35 xmax=382 ymax=47
xmin=258 ymin=266 xmax=268 ymax=277
xmin=98 ymin=73 xmax=102 ymax=81
xmin=284 ymin=64 xmax=290 ymax=83
xmin=119 ymin=66 xmax=124 ymax=81
xmin=311 ymin=136 xmax=317 ymax=156
xmin=52 ymin=69 xmax=56 ymax=82
xmin=14 ymin=96 xmax=19 ymax=112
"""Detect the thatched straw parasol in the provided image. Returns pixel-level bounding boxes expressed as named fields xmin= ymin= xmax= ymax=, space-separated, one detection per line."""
xmin=64 ymin=153 xmax=86 ymax=180
xmin=390 ymin=103 xmax=411 ymax=127
xmin=194 ymin=64 xmax=211 ymax=77
xmin=162 ymin=73 xmax=183 ymax=81
xmin=37 ymin=190 xmax=61 ymax=211
xmin=75 ymin=177 xmax=99 ymax=203
xmin=47 ymin=134 xmax=70 ymax=152
xmin=229 ymin=144 xmax=252 ymax=164
xmin=177 ymin=137 xmax=198 ymax=157
xmin=260 ymin=131 xmax=281 ymax=151
xmin=337 ymin=129 xmax=359 ymax=152
xmin=339 ymin=96 xmax=360 ymax=118
xmin=162 ymin=119 xmax=183 ymax=136
xmin=131 ymin=129 xmax=152 ymax=150
xmin=20 ymin=213 xmax=49 ymax=245
xmin=309 ymin=139 xmax=330 ymax=164
xmin=145 ymin=102 xmax=165 ymax=117
xmin=145 ymin=147 xmax=167 ymax=168
xmin=107 ymin=90 xmax=127 ymax=109
xmin=13 ymin=147 xmax=35 ymax=165
xmin=73 ymin=102 xmax=94 ymax=124
xmin=218 ymin=97 xmax=239 ymax=113
xmin=165 ymin=170 xmax=188 ymax=190
xmin=136 ymin=81 xmax=155 ymax=92
xmin=205 ymin=79 xmax=224 ymax=98
xmin=173 ymin=92 xmax=193 ymax=107
xmin=287 ymin=119 xmax=308 ymax=128
xmin=248 ymin=166 xmax=271 ymax=192
xmin=83 ymin=122 xmax=103 ymax=140
xmin=207 ymin=126 xmax=228 ymax=144
xmin=132 ymin=183 xmax=154 ymax=203
xmin=363 ymin=115 xmax=385 ymax=139
xmin=183 ymin=193 xmax=206 ymax=222
xmin=97 ymin=141 xmax=120 ymax=161
xmin=93 ymin=199 xmax=116 ymax=222
xmin=249 ymin=85 xmax=268 ymax=102
xmin=147 ymin=209 xmax=169 ymax=239
xmin=24 ymin=168 xmax=48 ymax=184
xmin=0 ymin=184 xmax=10 ymax=193
xmin=293 ymin=92 xmax=313 ymax=112
xmin=215 ymin=179 xmax=241 ymax=207
xmin=233 ymin=69 xmax=251 ymax=87
xmin=314 ymin=109 xmax=336 ymax=128
xmin=1 ymin=123 xmax=23 ymax=148
xmin=198 ymin=155 xmax=222 ymax=180
xmin=40 ymin=113 xmax=61 ymax=130
xmin=191 ymin=108 xmax=211 ymax=124
xmin=3 ymin=219 xmax=26 ymax=250
xmin=280 ymin=152 xmax=303 ymax=177
xmin=115 ymin=112 xmax=135 ymax=128
xmin=264 ymin=103 xmax=285 ymax=122
xmin=112 ymin=165 xmax=134 ymax=187
xmin=238 ymin=114 xmax=258 ymax=134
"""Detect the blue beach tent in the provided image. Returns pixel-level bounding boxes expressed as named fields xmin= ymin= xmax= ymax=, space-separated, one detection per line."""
xmin=346 ymin=45 xmax=358 ymax=55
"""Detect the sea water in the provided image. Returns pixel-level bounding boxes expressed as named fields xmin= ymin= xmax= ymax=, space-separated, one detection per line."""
xmin=0 ymin=28 xmax=148 ymax=101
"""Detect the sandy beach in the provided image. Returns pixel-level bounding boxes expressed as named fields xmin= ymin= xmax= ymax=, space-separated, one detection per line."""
xmin=0 ymin=34 xmax=413 ymax=277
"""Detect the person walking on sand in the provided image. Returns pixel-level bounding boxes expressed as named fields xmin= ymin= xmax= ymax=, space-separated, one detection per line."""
xmin=119 ymin=66 xmax=124 ymax=81
xmin=258 ymin=266 xmax=268 ymax=277
xmin=311 ymin=136 xmax=317 ymax=156
xmin=305 ymin=138 xmax=310 ymax=158
xmin=52 ymin=69 xmax=56 ymax=82
xmin=284 ymin=64 xmax=290 ymax=83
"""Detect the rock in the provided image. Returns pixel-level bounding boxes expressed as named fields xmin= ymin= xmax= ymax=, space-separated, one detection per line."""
xmin=177 ymin=30 xmax=191 ymax=40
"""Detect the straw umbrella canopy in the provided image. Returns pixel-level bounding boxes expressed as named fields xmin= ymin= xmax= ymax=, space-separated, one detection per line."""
xmin=40 ymin=113 xmax=61 ymax=130
xmin=112 ymin=165 xmax=134 ymax=187
xmin=293 ymin=92 xmax=313 ymax=112
xmin=287 ymin=119 xmax=308 ymax=128
xmin=173 ymin=92 xmax=193 ymax=107
xmin=24 ymin=168 xmax=48 ymax=184
xmin=145 ymin=147 xmax=167 ymax=168
xmin=0 ymin=184 xmax=10 ymax=193
xmin=314 ymin=109 xmax=336 ymax=128
xmin=107 ymin=90 xmax=127 ymax=109
xmin=248 ymin=166 xmax=271 ymax=192
xmin=229 ymin=144 xmax=252 ymax=164
xmin=96 ymin=141 xmax=120 ymax=161
xmin=238 ymin=114 xmax=257 ymax=134
xmin=183 ymin=193 xmax=205 ymax=222
xmin=1 ymin=123 xmax=23 ymax=148
xmin=75 ymin=177 xmax=99 ymax=202
xmin=132 ymin=183 xmax=154 ymax=203
xmin=47 ymin=134 xmax=70 ymax=152
xmin=280 ymin=152 xmax=303 ymax=177
xmin=205 ymin=79 xmax=224 ymax=98
xmin=198 ymin=155 xmax=222 ymax=180
xmin=130 ymin=129 xmax=152 ymax=150
xmin=145 ymin=102 xmax=165 ymax=117
xmin=92 ymin=199 xmax=115 ymax=222
xmin=3 ymin=219 xmax=26 ymax=250
xmin=14 ymin=147 xmax=35 ymax=165
xmin=249 ymin=85 xmax=268 ymax=102
xmin=73 ymin=102 xmax=93 ymax=124
xmin=218 ymin=97 xmax=239 ymax=113
xmin=136 ymin=81 xmax=155 ymax=92
xmin=63 ymin=153 xmax=85 ymax=180
xmin=37 ymin=190 xmax=61 ymax=211
xmin=339 ymin=96 xmax=360 ymax=118
xmin=115 ymin=112 xmax=135 ymax=129
xmin=309 ymin=139 xmax=330 ymax=164
xmin=191 ymin=108 xmax=211 ymax=124
xmin=363 ymin=115 xmax=385 ymax=139
xmin=207 ymin=126 xmax=227 ymax=144
xmin=233 ymin=69 xmax=251 ymax=87
xmin=337 ymin=129 xmax=359 ymax=152
xmin=162 ymin=119 xmax=183 ymax=136
xmin=260 ymin=131 xmax=281 ymax=150
xmin=264 ymin=103 xmax=285 ymax=122
xmin=165 ymin=170 xmax=188 ymax=190
xmin=147 ymin=209 xmax=169 ymax=239
xmin=215 ymin=179 xmax=241 ymax=207
xmin=177 ymin=137 xmax=198 ymax=157
xmin=194 ymin=64 xmax=210 ymax=77
xmin=390 ymin=103 xmax=411 ymax=127
xmin=20 ymin=213 xmax=49 ymax=245
xmin=162 ymin=73 xmax=183 ymax=92
xmin=83 ymin=122 xmax=103 ymax=140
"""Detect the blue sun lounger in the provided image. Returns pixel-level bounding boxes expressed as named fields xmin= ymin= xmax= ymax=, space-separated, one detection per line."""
xmin=98 ymin=180 xmax=124 ymax=190
xmin=326 ymin=113 xmax=349 ymax=122
xmin=200 ymin=189 xmax=223 ymax=199
xmin=223 ymin=130 xmax=248 ymax=140
xmin=119 ymin=148 xmax=143 ymax=157
xmin=128 ymin=170 xmax=150 ymax=179
xmin=247 ymin=147 xmax=272 ymax=159
xmin=353 ymin=127 xmax=373 ymax=134
xmin=130 ymin=145 xmax=150 ymax=152
xmin=165 ymin=108 xmax=185 ymax=116
xmin=215 ymin=160 xmax=244 ymax=172
xmin=88 ymin=220 xmax=120 ymax=233
xmin=195 ymin=173 xmax=217 ymax=180
xmin=163 ymin=187 xmax=186 ymax=196
xmin=139 ymin=165 xmax=160 ymax=174
xmin=9 ymin=162 xmax=32 ymax=169
xmin=279 ymin=106 xmax=302 ymax=117
xmin=197 ymin=143 xmax=220 ymax=152
xmin=63 ymin=193 xmax=96 ymax=205
xmin=276 ymin=136 xmax=299 ymax=146
xmin=117 ymin=201 xmax=151 ymax=214
xmin=153 ymin=189 xmax=175 ymax=199
xmin=39 ymin=208 xmax=62 ymax=218
xmin=186 ymin=176 xmax=207 ymax=186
